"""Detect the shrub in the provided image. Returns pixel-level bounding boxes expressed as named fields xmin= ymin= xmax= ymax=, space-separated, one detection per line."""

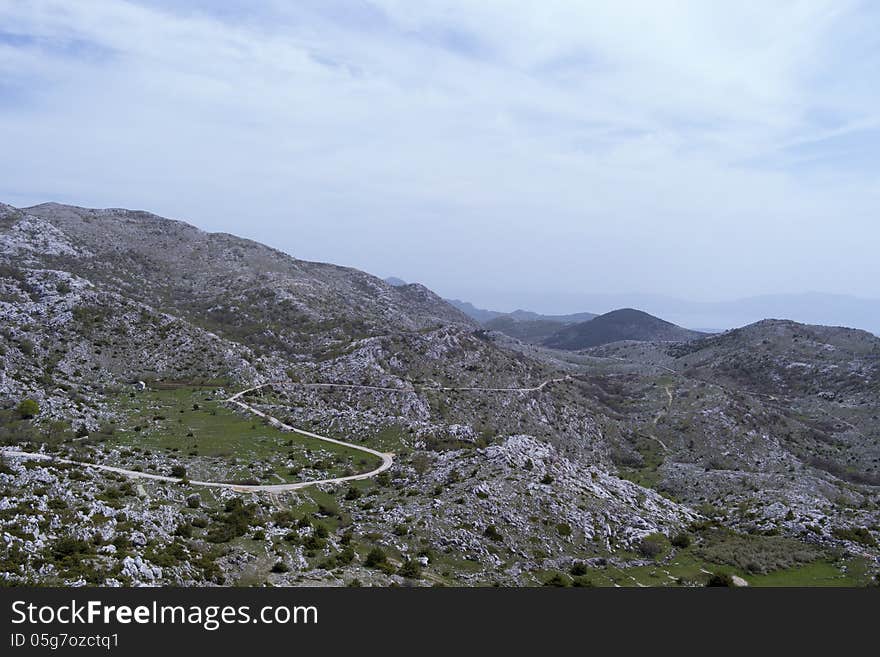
xmin=542 ymin=572 xmax=571 ymax=587
xmin=206 ymin=499 xmax=258 ymax=543
xmin=364 ymin=547 xmax=388 ymax=568
xmin=638 ymin=533 xmax=669 ymax=559
xmin=483 ymin=525 xmax=503 ymax=542
xmin=303 ymin=534 xmax=325 ymax=551
xmin=693 ymin=530 xmax=823 ymax=574
xmin=337 ymin=546 xmax=356 ymax=565
xmin=569 ymin=561 xmax=588 ymax=576
xmin=49 ymin=537 xmax=93 ymax=562
xmin=706 ymin=573 xmax=735 ymax=587
xmin=671 ymin=532 xmax=692 ymax=549
xmin=271 ymin=561 xmax=290 ymax=573
xmin=16 ymin=398 xmax=39 ymax=419
xmin=831 ymin=527 xmax=877 ymax=547
xmin=170 ymin=465 xmax=187 ymax=479
xmin=398 ymin=559 xmax=422 ymax=579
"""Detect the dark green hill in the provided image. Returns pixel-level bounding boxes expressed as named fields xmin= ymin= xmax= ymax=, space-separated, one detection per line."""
xmin=544 ymin=308 xmax=705 ymax=350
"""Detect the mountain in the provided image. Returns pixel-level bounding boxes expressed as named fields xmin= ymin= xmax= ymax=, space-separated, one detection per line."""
xmin=587 ymin=319 xmax=880 ymax=488
xmin=446 ymin=298 xmax=504 ymax=323
xmin=483 ymin=316 xmax=575 ymax=344
xmin=1 ymin=202 xmax=878 ymax=588
xmin=9 ymin=203 xmax=473 ymax=359
xmin=448 ymin=299 xmax=597 ymax=343
xmin=384 ymin=276 xmax=407 ymax=287
xmin=505 ymin=309 xmax=598 ymax=324
xmin=543 ymin=308 xmax=707 ymax=350
xmin=511 ymin=292 xmax=880 ymax=336
xmin=0 ymin=202 xmax=694 ymax=586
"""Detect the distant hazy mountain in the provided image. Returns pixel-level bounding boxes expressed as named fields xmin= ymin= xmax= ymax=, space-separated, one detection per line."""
xmin=384 ymin=276 xmax=407 ymax=287
xmin=543 ymin=308 xmax=707 ymax=350
xmin=446 ymin=299 xmax=505 ymax=323
xmin=483 ymin=316 xmax=572 ymax=344
xmin=505 ymin=309 xmax=597 ymax=323
xmin=447 ymin=298 xmax=596 ymax=328
xmin=521 ymin=292 xmax=880 ymax=336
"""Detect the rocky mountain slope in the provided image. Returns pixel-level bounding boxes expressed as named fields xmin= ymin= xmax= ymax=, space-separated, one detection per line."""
xmin=1 ymin=202 xmax=877 ymax=588
xmin=544 ymin=308 xmax=706 ymax=350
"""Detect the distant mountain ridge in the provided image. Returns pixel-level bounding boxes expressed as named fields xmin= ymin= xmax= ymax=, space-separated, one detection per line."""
xmin=447 ymin=298 xmax=598 ymax=342
xmin=486 ymin=292 xmax=880 ymax=336
xmin=543 ymin=308 xmax=707 ymax=350
xmin=446 ymin=299 xmax=505 ymax=323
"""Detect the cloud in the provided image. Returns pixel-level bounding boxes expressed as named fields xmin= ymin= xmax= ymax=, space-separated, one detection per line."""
xmin=0 ymin=0 xmax=878 ymax=309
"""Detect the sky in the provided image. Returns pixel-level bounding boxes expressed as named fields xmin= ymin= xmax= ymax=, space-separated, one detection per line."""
xmin=1 ymin=0 xmax=879 ymax=314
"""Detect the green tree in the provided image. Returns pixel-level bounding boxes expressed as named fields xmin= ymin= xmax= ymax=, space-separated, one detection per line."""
xmin=17 ymin=398 xmax=39 ymax=419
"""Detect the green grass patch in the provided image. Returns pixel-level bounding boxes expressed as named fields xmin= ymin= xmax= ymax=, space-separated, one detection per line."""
xmin=106 ymin=387 xmax=380 ymax=484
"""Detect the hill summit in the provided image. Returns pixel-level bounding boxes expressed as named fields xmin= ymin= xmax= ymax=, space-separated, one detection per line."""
xmin=543 ymin=308 xmax=705 ymax=350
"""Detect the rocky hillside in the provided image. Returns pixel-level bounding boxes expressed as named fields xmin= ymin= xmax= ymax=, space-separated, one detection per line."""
xmin=0 ymin=202 xmax=877 ymax=588
xmin=10 ymin=203 xmax=473 ymax=358
xmin=544 ymin=308 xmax=706 ymax=350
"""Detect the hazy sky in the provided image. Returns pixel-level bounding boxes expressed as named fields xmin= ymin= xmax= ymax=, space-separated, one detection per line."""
xmin=1 ymin=1 xmax=879 ymax=313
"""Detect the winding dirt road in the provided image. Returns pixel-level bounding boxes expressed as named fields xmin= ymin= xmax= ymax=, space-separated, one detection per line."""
xmin=2 ymin=376 xmax=569 ymax=493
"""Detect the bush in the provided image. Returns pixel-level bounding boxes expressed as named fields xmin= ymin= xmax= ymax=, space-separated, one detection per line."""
xmin=572 ymin=575 xmax=595 ymax=587
xmin=398 ymin=559 xmax=422 ymax=579
xmin=170 ymin=465 xmax=187 ymax=479
xmin=206 ymin=499 xmax=258 ymax=543
xmin=271 ymin=561 xmax=290 ymax=573
xmin=638 ymin=533 xmax=669 ymax=559
xmin=302 ymin=534 xmax=325 ymax=551
xmin=831 ymin=527 xmax=877 ymax=547
xmin=16 ymin=398 xmax=39 ymax=419
xmin=49 ymin=537 xmax=93 ymax=562
xmin=706 ymin=573 xmax=735 ymax=587
xmin=569 ymin=561 xmax=588 ymax=576
xmin=483 ymin=525 xmax=503 ymax=542
xmin=364 ymin=547 xmax=388 ymax=568
xmin=337 ymin=546 xmax=356 ymax=565
xmin=692 ymin=530 xmax=823 ymax=574
xmin=671 ymin=532 xmax=692 ymax=549
xmin=542 ymin=572 xmax=571 ymax=587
